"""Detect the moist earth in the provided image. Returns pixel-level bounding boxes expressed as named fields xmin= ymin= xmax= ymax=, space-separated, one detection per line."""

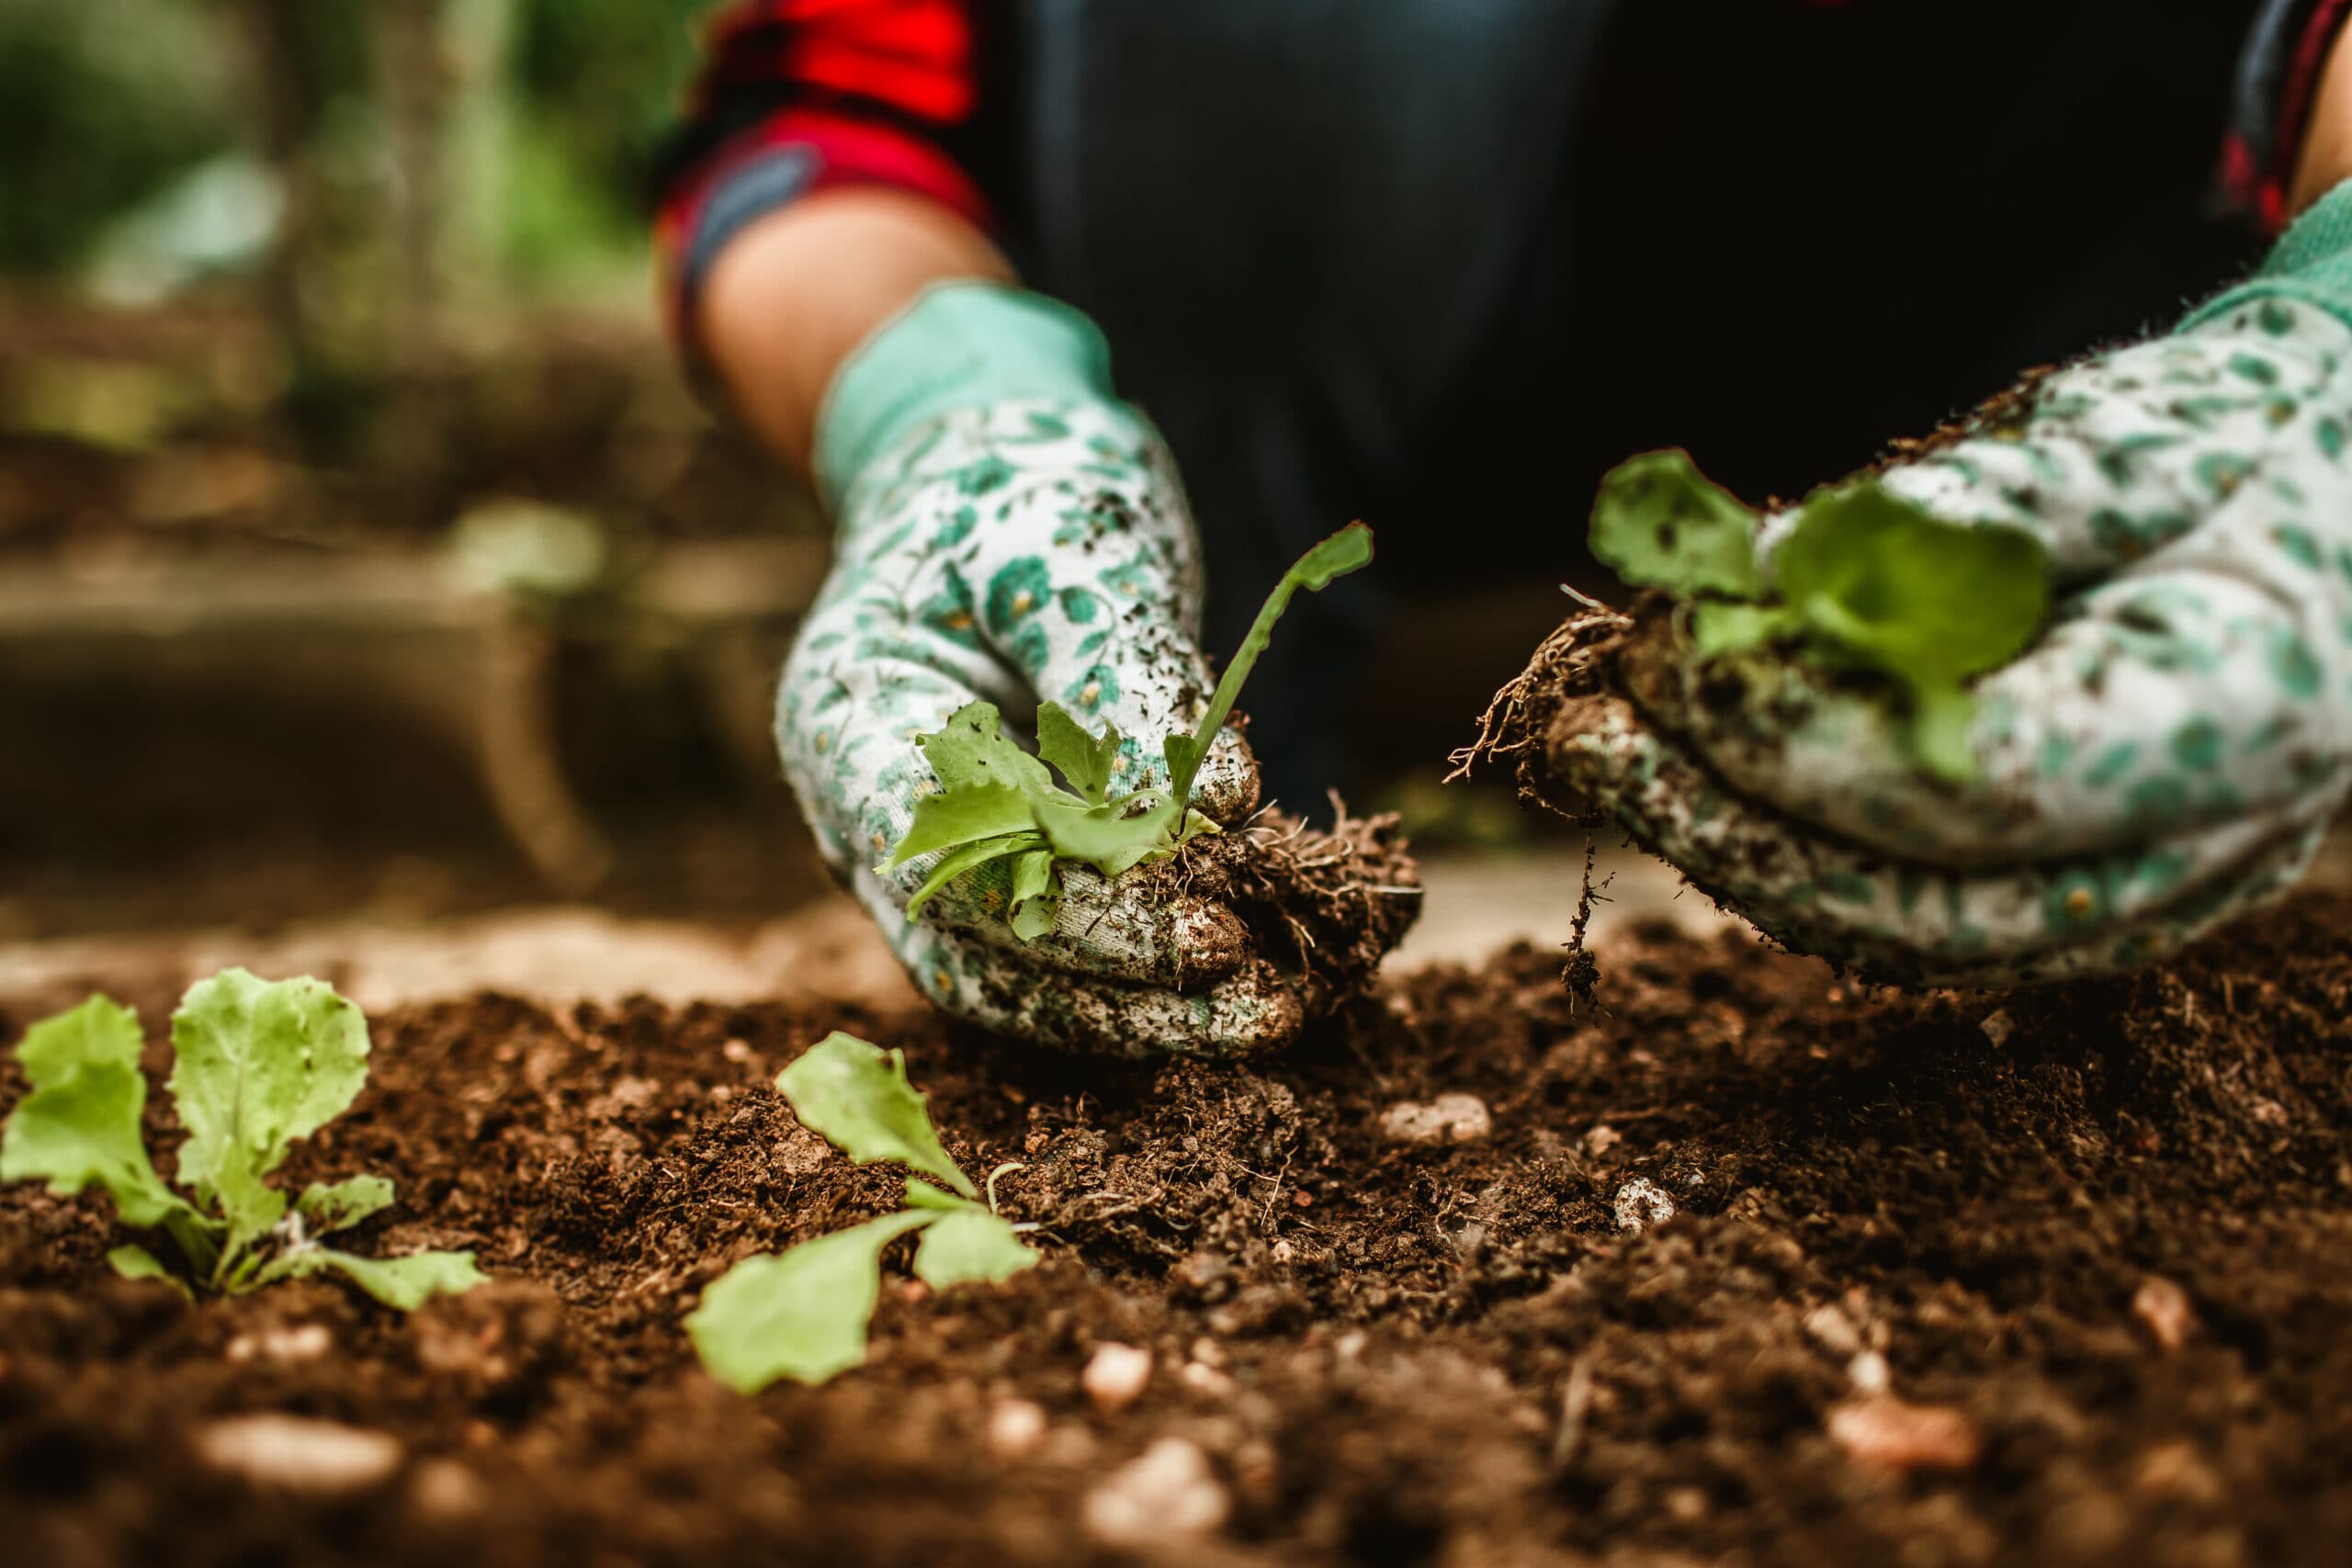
xmin=4 ymin=892 xmax=2350 ymax=1567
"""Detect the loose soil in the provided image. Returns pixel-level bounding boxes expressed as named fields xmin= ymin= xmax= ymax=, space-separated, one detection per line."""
xmin=5 ymin=891 xmax=2351 ymax=1567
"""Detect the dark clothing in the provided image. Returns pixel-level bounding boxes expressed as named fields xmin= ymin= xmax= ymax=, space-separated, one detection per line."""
xmin=658 ymin=0 xmax=2336 ymax=802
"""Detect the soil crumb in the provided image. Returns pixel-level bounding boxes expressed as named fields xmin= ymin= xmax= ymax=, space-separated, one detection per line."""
xmin=5 ymin=893 xmax=2351 ymax=1567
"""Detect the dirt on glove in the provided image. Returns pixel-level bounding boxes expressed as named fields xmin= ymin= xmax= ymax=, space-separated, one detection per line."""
xmin=5 ymin=888 xmax=2351 ymax=1568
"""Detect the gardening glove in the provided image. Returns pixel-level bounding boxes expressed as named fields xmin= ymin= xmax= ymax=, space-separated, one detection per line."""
xmin=1549 ymin=181 xmax=2352 ymax=985
xmin=776 ymin=282 xmax=1298 ymax=1055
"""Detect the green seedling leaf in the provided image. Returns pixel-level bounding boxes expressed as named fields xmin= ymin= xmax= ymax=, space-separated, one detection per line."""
xmin=3 ymin=972 xmax=485 ymax=1311
xmin=686 ymin=1211 xmax=932 ymax=1392
xmin=912 ymin=1208 xmax=1039 ymax=1290
xmin=1 ymin=996 xmax=196 ymax=1231
xmin=1168 ymin=521 xmax=1374 ymax=805
xmin=904 ymin=831 xmax=1043 ymax=919
xmin=885 ymin=784 xmax=1036 ymax=871
xmin=1008 ymin=849 xmax=1063 ymax=941
xmin=1772 ymin=480 xmax=2046 ymax=782
xmin=262 ymin=1247 xmax=487 ymax=1311
xmin=169 ymin=970 xmax=370 ymax=1255
xmin=917 ymin=701 xmax=1055 ymax=796
xmin=107 ymin=1243 xmax=189 ymax=1296
xmin=1690 ymin=601 xmax=1797 ymax=660
xmin=1590 ymin=450 xmax=1765 ymax=598
xmin=904 ymin=1177 xmax=967 ymax=1211
xmin=1031 ymin=792 xmax=1182 ymax=879
xmin=1036 ymin=703 xmax=1121 ymax=805
xmin=298 ymin=1174 xmax=396 ymax=1235
xmin=776 ymin=1033 xmax=978 ymax=1199
xmin=1773 ymin=480 xmax=2048 ymax=687
xmin=880 ymin=526 xmax=1374 ymax=932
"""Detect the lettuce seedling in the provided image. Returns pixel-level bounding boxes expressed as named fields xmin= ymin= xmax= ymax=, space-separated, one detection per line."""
xmin=1589 ymin=451 xmax=2047 ymax=782
xmin=686 ymin=1032 xmax=1036 ymax=1393
xmin=0 ymin=971 xmax=485 ymax=1310
xmin=882 ymin=522 xmax=1375 ymax=937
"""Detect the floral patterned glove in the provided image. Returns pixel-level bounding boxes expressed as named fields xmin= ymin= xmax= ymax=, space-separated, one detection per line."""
xmin=777 ymin=284 xmax=1298 ymax=1054
xmin=1546 ymin=183 xmax=2352 ymax=985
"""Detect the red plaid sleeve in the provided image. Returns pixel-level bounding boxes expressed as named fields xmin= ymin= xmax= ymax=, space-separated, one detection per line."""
xmin=653 ymin=0 xmax=989 ymax=345
xmin=2224 ymin=0 xmax=2352 ymax=230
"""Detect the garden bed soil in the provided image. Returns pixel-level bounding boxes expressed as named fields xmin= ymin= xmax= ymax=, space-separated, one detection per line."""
xmin=5 ymin=891 xmax=2351 ymax=1567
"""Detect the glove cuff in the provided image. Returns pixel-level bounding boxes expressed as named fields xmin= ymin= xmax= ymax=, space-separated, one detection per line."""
xmin=2182 ymin=175 xmax=2352 ymax=333
xmin=813 ymin=283 xmax=1142 ymax=513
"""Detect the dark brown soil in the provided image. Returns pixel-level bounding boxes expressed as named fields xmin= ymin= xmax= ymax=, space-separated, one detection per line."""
xmin=5 ymin=893 xmax=2351 ymax=1567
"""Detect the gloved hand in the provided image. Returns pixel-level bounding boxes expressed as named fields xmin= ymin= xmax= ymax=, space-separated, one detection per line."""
xmin=1545 ymin=182 xmax=2352 ymax=985
xmin=776 ymin=283 xmax=1300 ymax=1054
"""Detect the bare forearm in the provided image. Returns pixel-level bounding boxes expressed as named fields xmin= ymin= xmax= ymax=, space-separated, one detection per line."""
xmin=695 ymin=188 xmax=1015 ymax=473
xmin=2290 ymin=18 xmax=2352 ymax=218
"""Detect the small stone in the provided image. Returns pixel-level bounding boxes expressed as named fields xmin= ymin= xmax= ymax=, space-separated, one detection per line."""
xmin=1827 ymin=1396 xmax=1981 ymax=1473
xmin=2132 ymin=1275 xmax=2198 ymax=1351
xmin=722 ymin=1038 xmax=753 ymax=1063
xmin=1333 ymin=1331 xmax=1368 ymax=1361
xmin=1847 ymin=1351 xmax=1892 ymax=1395
xmin=1180 ymin=1360 xmax=1236 ymax=1398
xmin=1583 ymin=1123 xmax=1623 ymax=1156
xmin=224 ymin=1323 xmax=333 ymax=1365
xmin=1082 ymin=1438 xmax=1230 ymax=1548
xmin=407 ymin=1458 xmax=486 ymax=1519
xmin=2132 ymin=1440 xmax=2222 ymax=1505
xmin=1979 ymin=1010 xmax=2015 ymax=1048
xmin=1270 ymin=1238 xmax=1295 ymax=1265
xmin=1803 ymin=1303 xmax=1863 ymax=1359
xmin=1083 ymin=1342 xmax=1154 ymax=1415
xmin=197 ymin=1415 xmax=403 ymax=1493
xmin=1378 ymin=1093 xmax=1493 ymax=1145
xmin=987 ymin=1398 xmax=1048 ymax=1460
xmin=1612 ymin=1178 xmax=1677 ymax=1233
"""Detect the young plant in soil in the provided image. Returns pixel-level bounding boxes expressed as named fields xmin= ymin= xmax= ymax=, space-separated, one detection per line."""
xmin=1589 ymin=451 xmax=2048 ymax=781
xmin=686 ymin=1032 xmax=1036 ymax=1392
xmin=0 ymin=970 xmax=485 ymax=1309
xmin=882 ymin=522 xmax=1374 ymax=939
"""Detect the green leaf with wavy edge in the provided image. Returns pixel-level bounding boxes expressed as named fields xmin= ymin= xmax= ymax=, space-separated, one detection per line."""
xmin=915 ymin=702 xmax=1055 ymax=796
xmin=297 ymin=1174 xmax=395 ymax=1235
xmin=1008 ymin=849 xmax=1062 ymax=941
xmin=884 ymin=784 xmax=1035 ymax=871
xmin=1589 ymin=450 xmax=1764 ymax=599
xmin=686 ymin=1211 xmax=933 ymax=1392
xmin=107 ymin=1243 xmax=189 ymax=1297
xmin=775 ymin=1032 xmax=976 ymax=1198
xmin=1036 ymin=704 xmax=1120 ymax=805
xmin=912 ymin=1208 xmax=1039 ymax=1289
xmin=260 ymin=1247 xmax=487 ymax=1311
xmin=903 ymin=832 xmax=1042 ymax=919
xmin=1 ymin=996 xmax=197 ymax=1232
xmin=169 ymin=970 xmax=370 ymax=1256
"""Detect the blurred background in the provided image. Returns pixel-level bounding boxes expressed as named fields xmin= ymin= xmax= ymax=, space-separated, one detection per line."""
xmin=0 ymin=0 xmax=1568 ymax=1009
xmin=2 ymin=0 xmax=2336 ymax=1011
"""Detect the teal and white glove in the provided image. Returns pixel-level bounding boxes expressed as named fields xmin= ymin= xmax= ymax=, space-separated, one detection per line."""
xmin=1550 ymin=183 xmax=2352 ymax=985
xmin=776 ymin=283 xmax=1297 ymax=1055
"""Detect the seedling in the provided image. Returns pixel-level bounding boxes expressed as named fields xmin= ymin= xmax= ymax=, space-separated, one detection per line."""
xmin=0 ymin=970 xmax=484 ymax=1310
xmin=686 ymin=1032 xmax=1036 ymax=1392
xmin=882 ymin=522 xmax=1374 ymax=937
xmin=1589 ymin=451 xmax=2048 ymax=782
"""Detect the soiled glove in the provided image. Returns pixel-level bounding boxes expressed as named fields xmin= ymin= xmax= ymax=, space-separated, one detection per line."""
xmin=776 ymin=283 xmax=1298 ymax=1054
xmin=1552 ymin=182 xmax=2352 ymax=985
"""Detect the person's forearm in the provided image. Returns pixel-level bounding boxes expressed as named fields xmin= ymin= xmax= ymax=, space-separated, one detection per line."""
xmin=696 ymin=187 xmax=1015 ymax=474
xmin=2290 ymin=15 xmax=2352 ymax=216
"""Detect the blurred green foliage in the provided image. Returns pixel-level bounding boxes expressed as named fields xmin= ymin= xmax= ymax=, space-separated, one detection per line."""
xmin=0 ymin=0 xmax=238 ymax=275
xmin=0 ymin=0 xmax=716 ymax=291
